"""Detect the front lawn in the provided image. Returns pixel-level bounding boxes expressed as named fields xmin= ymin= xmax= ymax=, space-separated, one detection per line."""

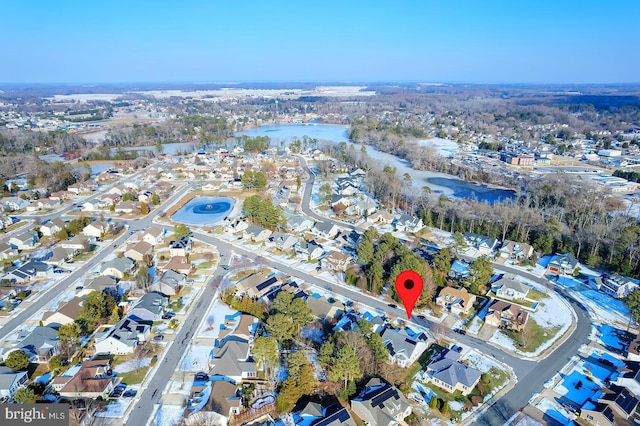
xmin=118 ymin=366 xmax=149 ymax=385
xmin=527 ymin=288 xmax=549 ymax=301
xmin=502 ymin=318 xmax=561 ymax=352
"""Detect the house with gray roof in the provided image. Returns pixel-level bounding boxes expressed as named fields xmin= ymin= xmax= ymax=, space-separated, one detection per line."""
xmin=381 ymin=327 xmax=429 ymax=368
xmin=128 ymin=292 xmax=168 ymax=322
xmin=9 ymin=231 xmax=39 ymax=251
xmin=494 ymin=277 xmax=530 ymax=300
xmin=243 ymin=224 xmax=272 ymax=242
xmin=295 ymin=240 xmax=324 ymax=260
xmin=351 ymin=378 xmax=412 ymax=426
xmin=210 ymin=336 xmax=256 ymax=384
xmin=463 ymin=232 xmax=499 ymax=255
xmin=287 ymin=215 xmax=314 ymax=233
xmin=151 ymin=270 xmax=186 ymax=296
xmin=265 ymin=231 xmax=298 ymax=251
xmin=0 ymin=366 xmax=28 ymax=399
xmin=547 ymin=252 xmax=579 ymax=275
xmin=8 ymin=326 xmax=59 ymax=363
xmin=295 ymin=401 xmax=356 ymax=426
xmin=306 ymin=294 xmax=343 ymax=322
xmin=394 ymin=215 xmax=424 ymax=233
xmin=423 ymin=348 xmax=481 ymax=395
xmin=313 ymin=221 xmax=339 ymax=239
xmin=196 ymin=380 xmax=242 ymax=425
xmin=101 ymin=257 xmax=135 ymax=279
xmin=94 ymin=317 xmax=150 ymax=355
xmin=4 ymin=260 xmax=52 ymax=283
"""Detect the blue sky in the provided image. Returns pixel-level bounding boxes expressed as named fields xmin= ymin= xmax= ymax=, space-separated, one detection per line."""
xmin=1 ymin=0 xmax=638 ymax=84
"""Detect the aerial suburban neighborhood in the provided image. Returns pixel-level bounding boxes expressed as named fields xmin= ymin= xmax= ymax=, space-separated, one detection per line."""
xmin=0 ymin=83 xmax=640 ymax=426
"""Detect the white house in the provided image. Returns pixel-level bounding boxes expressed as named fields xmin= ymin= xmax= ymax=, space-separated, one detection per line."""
xmin=395 ymin=215 xmax=424 ymax=233
xmin=82 ymin=220 xmax=110 ymax=239
xmin=295 ymin=240 xmax=324 ymax=260
xmin=0 ymin=367 xmax=28 ymax=399
xmin=94 ymin=318 xmax=150 ymax=355
xmin=143 ymin=227 xmax=165 ymax=246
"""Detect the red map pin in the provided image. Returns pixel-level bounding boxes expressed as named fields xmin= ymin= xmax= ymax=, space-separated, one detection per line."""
xmin=395 ymin=270 xmax=423 ymax=319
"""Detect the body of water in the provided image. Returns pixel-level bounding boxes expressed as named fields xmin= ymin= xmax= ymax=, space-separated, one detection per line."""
xmin=172 ymin=196 xmax=235 ymax=225
xmin=236 ymin=124 xmax=514 ymax=203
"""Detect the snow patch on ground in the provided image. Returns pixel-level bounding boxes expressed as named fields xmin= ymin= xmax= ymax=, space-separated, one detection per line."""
xmin=535 ymin=397 xmax=575 ymax=425
xmin=573 ymin=288 xmax=630 ymax=326
xmin=597 ymin=324 xmax=629 ymax=351
xmin=461 ymin=349 xmax=501 ymax=373
xmin=180 ymin=345 xmax=212 ymax=372
xmin=196 ymin=300 xmax=237 ymax=339
xmin=95 ymin=399 xmax=132 ymax=418
xmin=466 ymin=316 xmax=484 ymax=335
xmin=114 ymin=357 xmax=151 ymax=373
xmin=154 ymin=404 xmax=185 ymax=426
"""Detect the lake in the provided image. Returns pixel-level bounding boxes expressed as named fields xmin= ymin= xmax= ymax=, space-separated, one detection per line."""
xmin=235 ymin=124 xmax=514 ymax=203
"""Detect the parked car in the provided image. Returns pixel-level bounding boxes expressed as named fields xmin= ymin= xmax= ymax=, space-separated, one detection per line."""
xmin=153 ymin=334 xmax=164 ymax=341
xmin=123 ymin=390 xmax=137 ymax=398
xmin=162 ymin=312 xmax=176 ymax=320
xmin=194 ymin=372 xmax=209 ymax=381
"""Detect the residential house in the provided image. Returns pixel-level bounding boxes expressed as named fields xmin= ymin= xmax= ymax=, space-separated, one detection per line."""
xmin=598 ymin=273 xmax=640 ymax=299
xmin=94 ymin=317 xmax=151 ymax=355
xmin=313 ymin=221 xmax=339 ymax=239
xmin=265 ymin=231 xmax=298 ymax=251
xmin=82 ymin=220 xmax=110 ymax=239
xmin=143 ymin=227 xmax=165 ymax=246
xmin=615 ymin=361 xmax=640 ymax=395
xmin=235 ymin=272 xmax=282 ymax=300
xmin=196 ymin=381 xmax=242 ymax=425
xmin=287 ymin=215 xmax=314 ymax=233
xmin=210 ymin=315 xmax=258 ymax=383
xmin=9 ymin=231 xmax=39 ymax=250
xmin=101 ymin=257 xmax=135 ymax=279
xmin=128 ymin=292 xmax=169 ymax=322
xmin=322 ymin=251 xmax=354 ymax=272
xmin=59 ymin=235 xmax=91 ymax=254
xmin=627 ymin=337 xmax=640 ymax=362
xmin=435 ymin=287 xmax=477 ymax=316
xmin=40 ymin=218 xmax=66 ymax=237
xmin=169 ymin=236 xmax=192 ymax=257
xmin=547 ymin=253 xmax=579 ymax=275
xmin=226 ymin=219 xmax=249 ymax=234
xmin=124 ymin=241 xmax=153 ymax=263
xmin=80 ymin=276 xmax=120 ymax=300
xmin=0 ymin=215 xmax=15 ymax=230
xmin=597 ymin=384 xmax=640 ymax=421
xmin=463 ymin=233 xmax=499 ymax=255
xmin=330 ymin=194 xmax=354 ymax=208
xmin=67 ymin=182 xmax=92 ymax=194
xmin=394 ymin=215 xmax=424 ymax=233
xmin=37 ymin=198 xmax=60 ymax=211
xmin=381 ymin=328 xmax=429 ymax=368
xmin=43 ymin=246 xmax=74 ymax=266
xmin=295 ymin=402 xmax=356 ymax=426
xmin=151 ymin=270 xmax=186 ymax=296
xmin=1 ymin=197 xmax=29 ymax=211
xmin=423 ymin=348 xmax=482 ymax=396
xmin=493 ymin=277 xmax=530 ymax=300
xmin=499 ymin=240 xmax=534 ymax=261
xmin=580 ymin=402 xmax=616 ymax=426
xmin=115 ymin=200 xmax=139 ymax=214
xmin=307 ymin=294 xmax=344 ymax=323
xmin=0 ymin=367 xmax=28 ymax=399
xmin=58 ymin=360 xmax=115 ymax=399
xmin=295 ymin=240 xmax=324 ymax=260
xmin=351 ymin=378 xmax=412 ymax=426
xmin=0 ymin=242 xmax=18 ymax=260
xmin=4 ymin=260 xmax=52 ymax=284
xmin=157 ymin=256 xmax=193 ymax=275
xmin=347 ymin=198 xmax=377 ymax=217
xmin=9 ymin=326 xmax=59 ymax=363
xmin=243 ymin=225 xmax=272 ymax=242
xmin=485 ymin=300 xmax=529 ymax=331
xmin=42 ymin=296 xmax=83 ymax=327
xmin=366 ymin=211 xmax=395 ymax=225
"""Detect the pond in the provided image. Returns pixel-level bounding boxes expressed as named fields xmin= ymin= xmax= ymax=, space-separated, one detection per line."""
xmin=172 ymin=196 xmax=234 ymax=225
xmin=235 ymin=124 xmax=514 ymax=203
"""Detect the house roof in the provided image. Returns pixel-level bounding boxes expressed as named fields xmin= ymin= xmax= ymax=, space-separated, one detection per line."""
xmin=210 ymin=337 xmax=255 ymax=379
xmin=46 ymin=296 xmax=83 ymax=322
xmin=245 ymin=224 xmax=267 ymax=236
xmin=599 ymin=384 xmax=640 ymax=415
xmin=494 ymin=277 xmax=530 ymax=295
xmin=86 ymin=275 xmax=118 ymax=291
xmin=206 ymin=381 xmax=241 ymax=417
xmin=314 ymin=221 xmax=336 ymax=233
xmin=437 ymin=287 xmax=475 ymax=308
xmin=352 ymin=378 xmax=410 ymax=426
xmin=101 ymin=257 xmax=134 ymax=274
xmin=17 ymin=326 xmax=59 ymax=357
xmin=427 ymin=348 xmax=482 ymax=389
xmin=382 ymin=328 xmax=427 ymax=360
xmin=130 ymin=292 xmax=168 ymax=316
xmin=96 ymin=317 xmax=149 ymax=350
xmin=157 ymin=270 xmax=185 ymax=290
xmin=126 ymin=241 xmax=152 ymax=256
xmin=583 ymin=402 xmax=615 ymax=424
xmin=0 ymin=366 xmax=27 ymax=390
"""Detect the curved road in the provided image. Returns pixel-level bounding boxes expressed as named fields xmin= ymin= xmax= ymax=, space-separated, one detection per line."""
xmin=296 ymin=154 xmax=592 ymax=424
